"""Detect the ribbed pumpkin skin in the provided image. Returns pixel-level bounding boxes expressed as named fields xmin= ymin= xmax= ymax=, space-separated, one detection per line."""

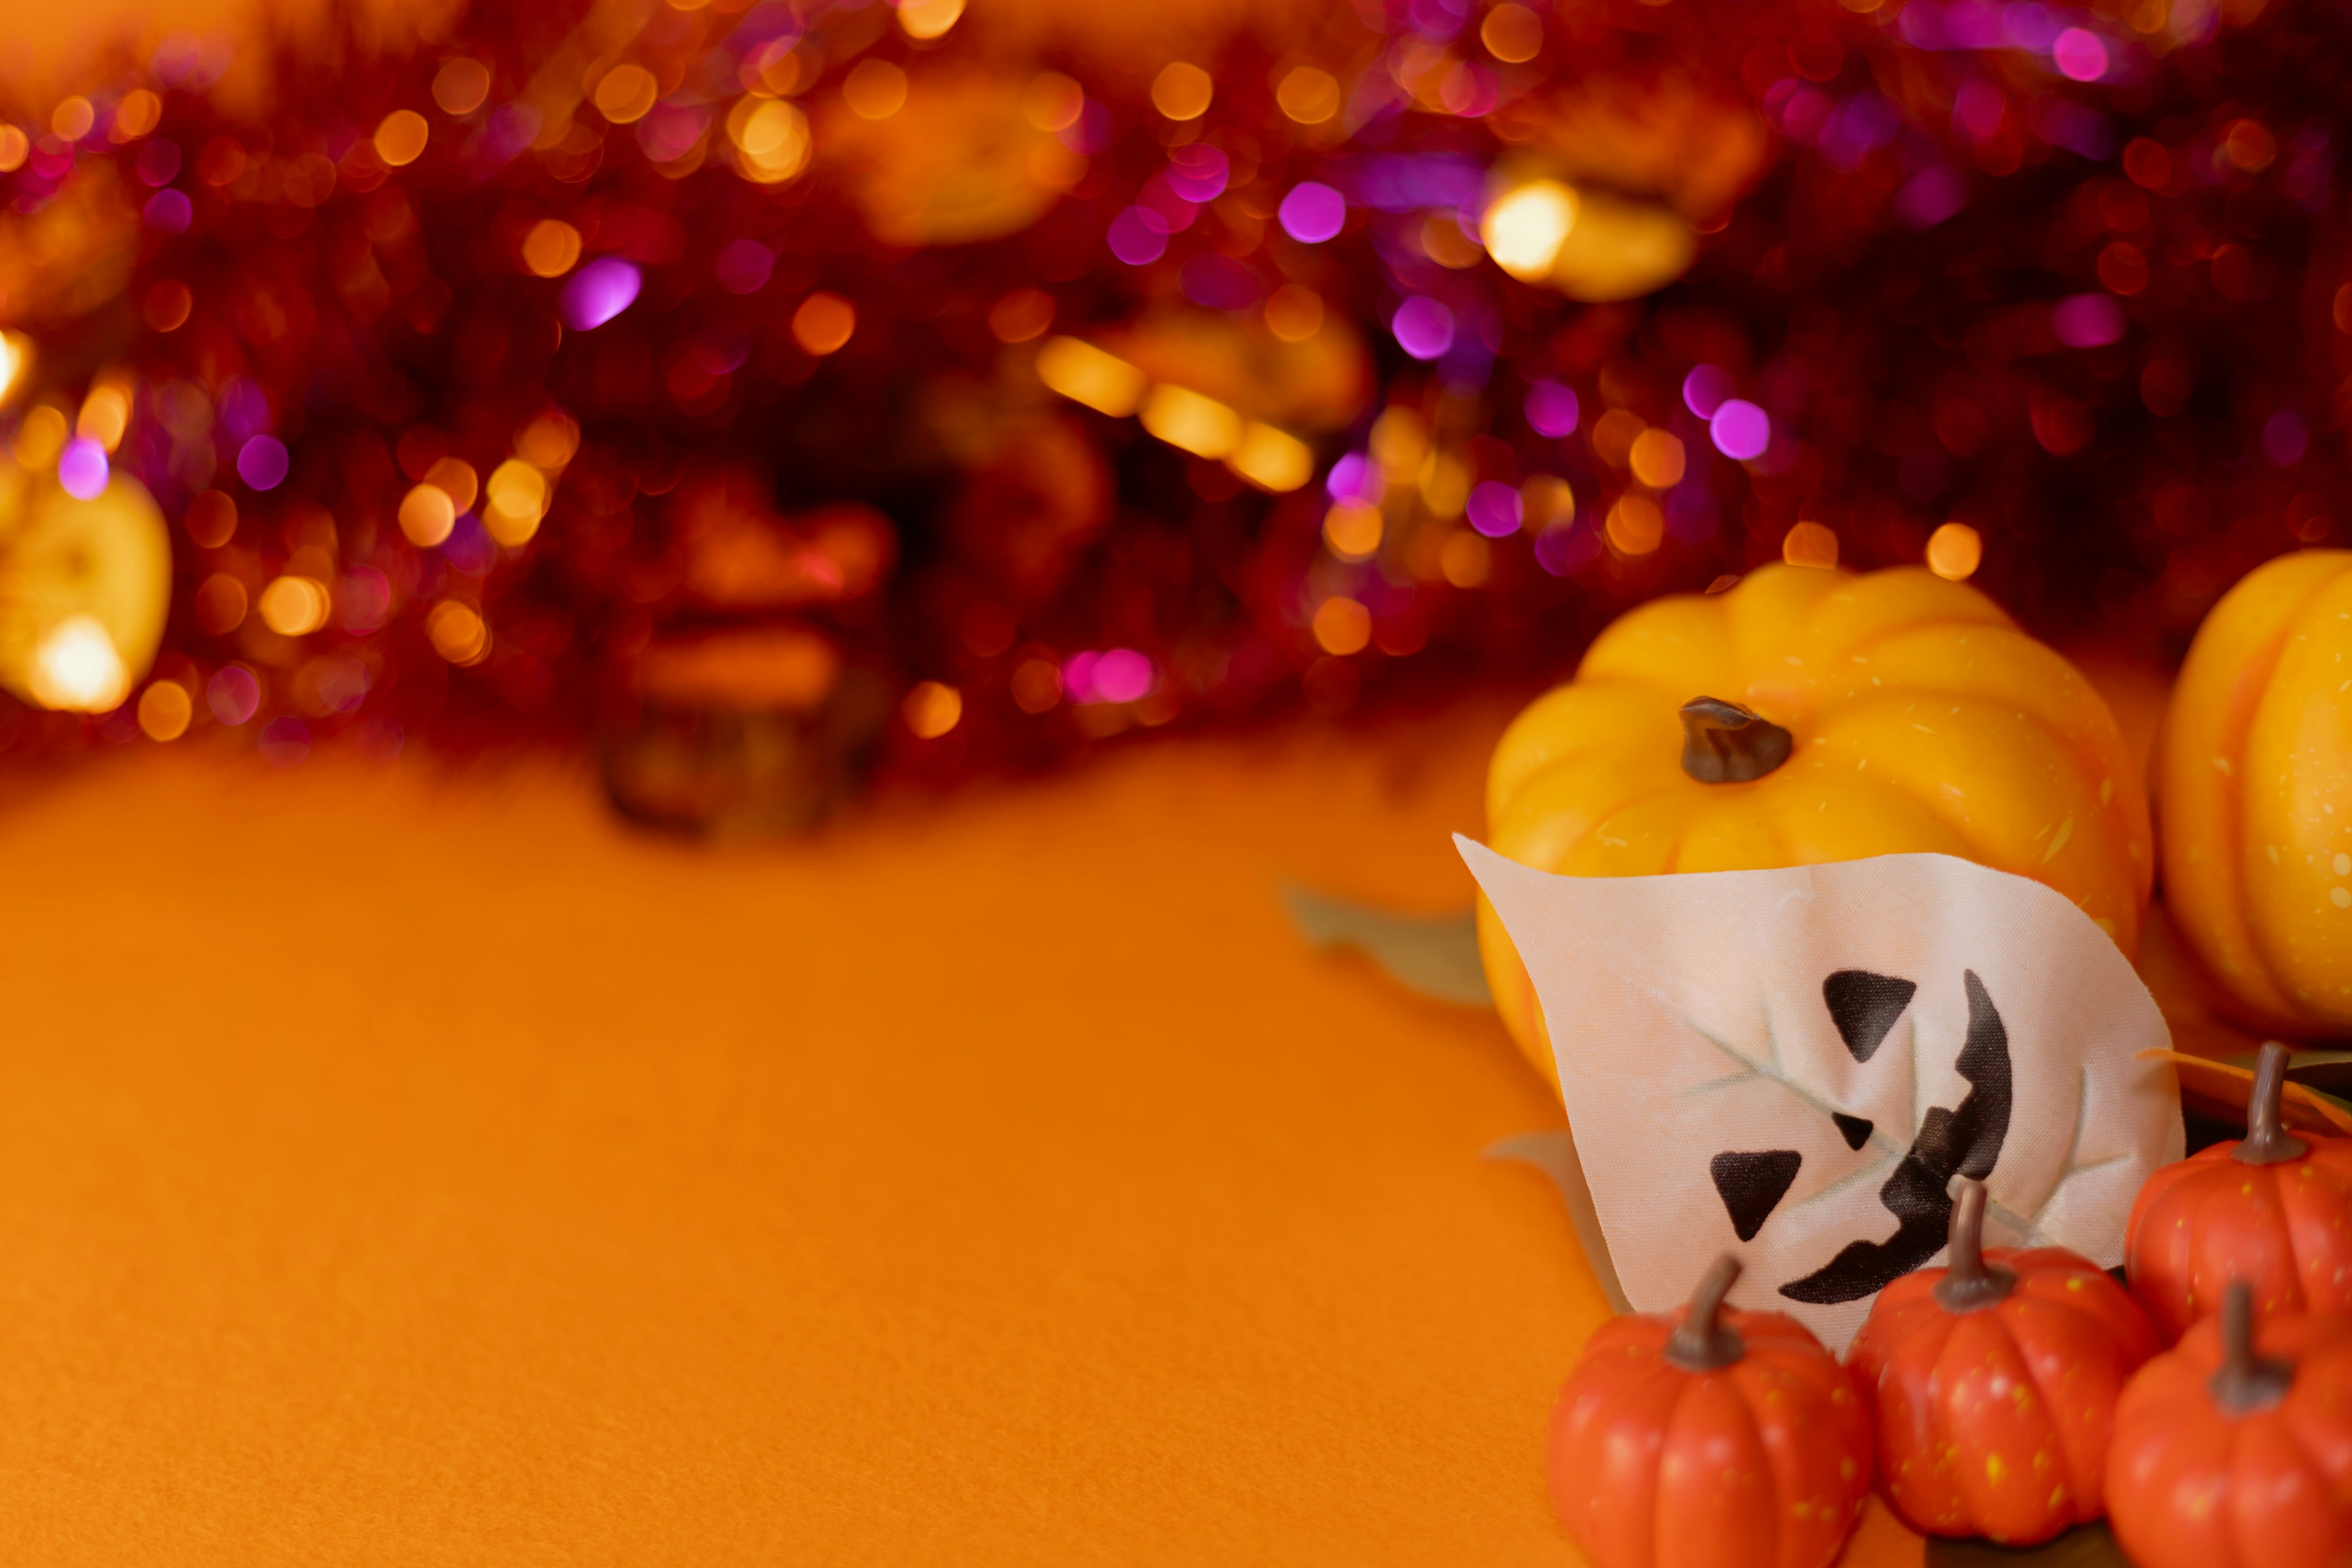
xmin=1479 ymin=564 xmax=2151 ymax=1090
xmin=2106 ymin=1310 xmax=2352 ymax=1568
xmin=1550 ymin=1304 xmax=1873 ymax=1568
xmin=1847 ymin=1246 xmax=2158 ymax=1544
xmin=2154 ymin=548 xmax=2352 ymax=1035
xmin=2126 ymin=1131 xmax=2352 ymax=1342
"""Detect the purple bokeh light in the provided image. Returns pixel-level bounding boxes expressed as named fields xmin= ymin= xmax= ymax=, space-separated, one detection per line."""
xmin=715 ymin=239 xmax=775 ymax=295
xmin=1682 ymin=365 xmax=1736 ymax=420
xmin=1106 ymin=207 xmax=1171 ymax=266
xmin=560 ymin=258 xmax=642 ymax=330
xmin=236 ymin=434 xmax=290 ymax=491
xmin=58 ymin=439 xmax=110 ymax=500
xmin=2263 ymin=409 xmax=2310 ymax=467
xmin=1326 ymin=453 xmax=1382 ymax=504
xmin=1063 ymin=649 xmax=1155 ymax=704
xmin=1166 ymin=145 xmax=1230 ymax=205
xmin=143 ymin=189 xmax=192 ymax=233
xmin=1466 ymin=481 xmax=1523 ymax=539
xmin=1277 ymin=183 xmax=1347 ymax=244
xmin=2052 ymin=28 xmax=2108 ymax=81
xmin=2051 ymin=293 xmax=2125 ymax=347
xmin=258 ymin=716 xmax=311 ymax=766
xmin=1525 ymin=382 xmax=1580 ymax=437
xmin=207 ymin=665 xmax=260 ymax=726
xmin=1534 ymin=524 xmax=1599 ymax=577
xmin=1391 ymin=296 xmax=1455 ymax=361
xmin=1709 ymin=400 xmax=1773 ymax=461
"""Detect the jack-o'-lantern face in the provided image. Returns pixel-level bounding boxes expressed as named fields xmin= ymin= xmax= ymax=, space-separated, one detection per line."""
xmin=1463 ymin=838 xmax=2180 ymax=1351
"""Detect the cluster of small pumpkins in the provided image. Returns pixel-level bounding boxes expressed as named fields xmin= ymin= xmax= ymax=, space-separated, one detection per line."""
xmin=1549 ymin=1044 xmax=2352 ymax=1568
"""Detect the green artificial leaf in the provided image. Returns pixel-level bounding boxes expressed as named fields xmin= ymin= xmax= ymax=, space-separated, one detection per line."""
xmin=1280 ymin=888 xmax=1493 ymax=1008
xmin=1926 ymin=1523 xmax=2128 ymax=1568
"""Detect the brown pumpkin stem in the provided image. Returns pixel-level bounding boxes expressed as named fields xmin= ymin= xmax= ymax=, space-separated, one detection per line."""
xmin=1931 ymin=1177 xmax=2018 ymax=1313
xmin=1663 ymin=1254 xmax=1747 ymax=1372
xmin=2236 ymin=1041 xmax=2311 ymax=1167
xmin=1679 ymin=698 xmax=1794 ymax=784
xmin=2208 ymin=1280 xmax=2294 ymax=1416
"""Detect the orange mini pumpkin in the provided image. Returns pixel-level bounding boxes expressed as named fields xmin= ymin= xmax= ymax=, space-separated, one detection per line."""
xmin=2154 ymin=549 xmax=2352 ymax=1035
xmin=1479 ymin=564 xmax=2152 ymax=1091
xmin=2127 ymin=1041 xmax=2352 ymax=1341
xmin=2107 ymin=1280 xmax=2352 ymax=1568
xmin=1847 ymin=1178 xmax=2158 ymax=1544
xmin=1549 ymin=1255 xmax=1872 ymax=1568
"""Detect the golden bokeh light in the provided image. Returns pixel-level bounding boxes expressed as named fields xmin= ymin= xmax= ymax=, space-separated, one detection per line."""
xmin=898 ymin=0 xmax=965 ymax=39
xmin=193 ymin=573 xmax=249 ymax=634
xmin=433 ymin=59 xmax=492 ymax=116
xmin=1276 ymin=67 xmax=1341 ymax=124
xmin=28 ymin=615 xmax=127 ymax=712
xmin=427 ymin=600 xmax=492 ymax=665
xmin=902 ymin=680 xmax=963 ymax=738
xmin=739 ymin=39 xmax=813 ymax=98
xmin=77 ymin=380 xmax=132 ymax=452
xmin=1140 ymin=385 xmax=1242 ymax=459
xmin=516 ymin=410 xmax=582 ymax=470
xmin=726 ymin=97 xmax=811 ymax=183
xmin=375 ymin=109 xmax=429 ymax=167
xmin=14 ymin=405 xmax=68 ymax=468
xmin=1926 ymin=521 xmax=1984 ymax=581
xmin=843 ymin=59 xmax=909 ymax=120
xmin=593 ymin=64 xmax=661 ymax=126
xmin=1605 ymin=494 xmax=1664 ymax=555
xmin=1227 ymin=423 xmax=1314 ymax=492
xmin=426 ymin=456 xmax=480 ymax=514
xmin=1783 ymin=520 xmax=1841 ymax=568
xmin=1035 ymin=337 xmax=1145 ymax=417
xmin=988 ymin=288 xmax=1055 ymax=344
xmin=1420 ymin=453 xmax=1469 ymax=518
xmin=521 ymin=219 xmax=584 ymax=278
xmin=1482 ymin=2 xmax=1545 ymax=61
xmin=1022 ymin=72 xmax=1085 ymax=132
xmin=1482 ymin=180 xmax=1577 ymax=282
xmin=1312 ymin=597 xmax=1371 ymax=656
xmin=1010 ymin=658 xmax=1061 ymax=714
xmin=111 ymin=91 xmax=162 ymax=140
xmin=145 ymin=281 xmax=193 ymax=332
xmin=1323 ymin=501 xmax=1383 ymax=560
xmin=258 ymin=575 xmax=331 ymax=636
xmin=1628 ymin=429 xmax=1686 ymax=489
xmin=0 ymin=127 xmax=28 ymax=174
xmin=398 ymin=483 xmax=458 ymax=547
xmin=1150 ymin=63 xmax=1213 ymax=121
xmin=1591 ymin=408 xmax=1645 ymax=469
xmin=483 ymin=458 xmax=551 ymax=546
xmin=137 ymin=679 xmax=192 ymax=741
xmin=1264 ymin=284 xmax=1325 ymax=343
xmin=53 ymin=97 xmax=96 ymax=142
xmin=1439 ymin=530 xmax=1492 ymax=587
xmin=1369 ymin=407 xmax=1428 ymax=478
xmin=1419 ymin=214 xmax=1483 ymax=268
xmin=1521 ymin=474 xmax=1574 ymax=530
xmin=185 ymin=491 xmax=237 ymax=548
xmin=0 ymin=330 xmax=29 ymax=406
xmin=791 ymin=293 xmax=858 ymax=356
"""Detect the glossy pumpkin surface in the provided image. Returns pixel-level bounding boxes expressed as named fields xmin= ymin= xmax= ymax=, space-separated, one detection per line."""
xmin=1550 ymin=1281 xmax=1872 ymax=1568
xmin=2107 ymin=1304 xmax=2352 ymax=1568
xmin=2127 ymin=1128 xmax=2352 ymax=1342
xmin=1479 ymin=564 xmax=2152 ymax=1088
xmin=2155 ymin=549 xmax=2352 ymax=1034
xmin=1848 ymin=1244 xmax=2158 ymax=1542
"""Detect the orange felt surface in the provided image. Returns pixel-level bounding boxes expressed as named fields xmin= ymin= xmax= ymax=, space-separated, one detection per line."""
xmin=0 ymin=706 xmax=1926 ymax=1565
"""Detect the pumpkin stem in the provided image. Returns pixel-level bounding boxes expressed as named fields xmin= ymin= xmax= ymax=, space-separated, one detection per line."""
xmin=2236 ymin=1041 xmax=2311 ymax=1167
xmin=1931 ymin=1177 xmax=2018 ymax=1313
xmin=1663 ymin=1254 xmax=1747 ymax=1372
xmin=2208 ymin=1280 xmax=2294 ymax=1416
xmin=1678 ymin=698 xmax=1794 ymax=784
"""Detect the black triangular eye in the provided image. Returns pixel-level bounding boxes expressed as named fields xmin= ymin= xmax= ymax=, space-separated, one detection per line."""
xmin=1710 ymin=1150 xmax=1803 ymax=1242
xmin=1823 ymin=970 xmax=1917 ymax=1062
xmin=1831 ymin=1112 xmax=1874 ymax=1150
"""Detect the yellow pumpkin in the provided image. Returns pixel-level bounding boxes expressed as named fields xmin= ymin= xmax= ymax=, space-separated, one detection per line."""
xmin=2154 ymin=549 xmax=2352 ymax=1035
xmin=1478 ymin=564 xmax=2153 ymax=1090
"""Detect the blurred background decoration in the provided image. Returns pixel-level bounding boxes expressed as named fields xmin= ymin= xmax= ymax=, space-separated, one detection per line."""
xmin=0 ymin=0 xmax=2342 ymax=825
